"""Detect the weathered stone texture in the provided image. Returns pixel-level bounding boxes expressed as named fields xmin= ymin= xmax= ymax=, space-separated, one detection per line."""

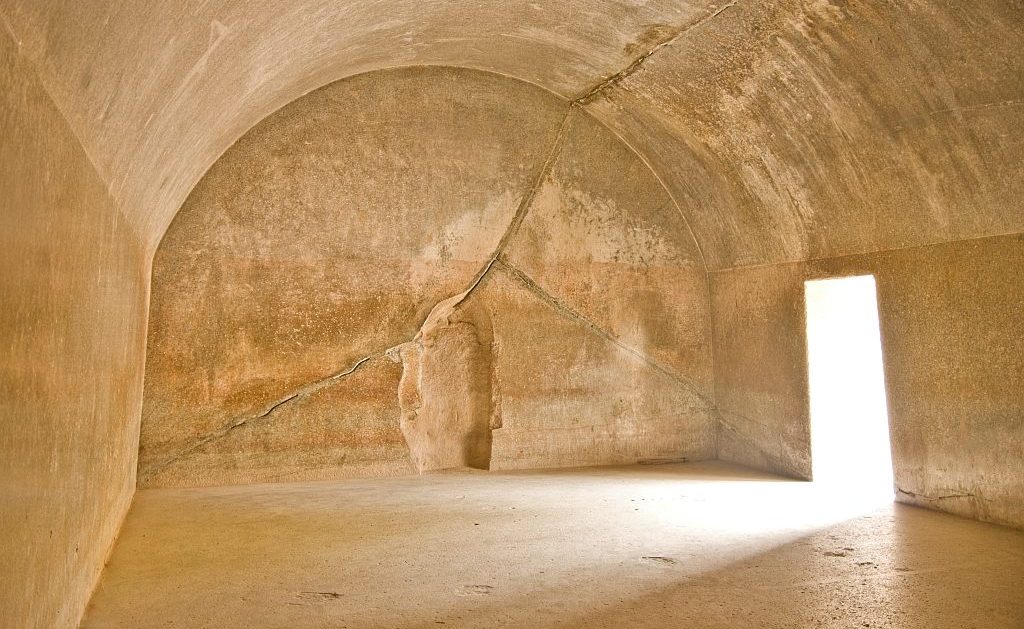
xmin=140 ymin=68 xmax=715 ymax=486
xmin=139 ymin=68 xmax=564 ymax=485
xmin=712 ymin=233 xmax=1024 ymax=528
xmin=482 ymin=268 xmax=716 ymax=470
xmin=2 ymin=2 xmax=1024 ymax=626
xmin=587 ymin=0 xmax=1024 ymax=268
xmin=0 ymin=27 xmax=148 ymax=629
xmin=391 ymin=296 xmax=498 ymax=473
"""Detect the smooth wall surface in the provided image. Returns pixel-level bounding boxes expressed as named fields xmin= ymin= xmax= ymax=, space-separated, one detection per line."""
xmin=0 ymin=28 xmax=149 ymax=629
xmin=712 ymin=233 xmax=1024 ymax=528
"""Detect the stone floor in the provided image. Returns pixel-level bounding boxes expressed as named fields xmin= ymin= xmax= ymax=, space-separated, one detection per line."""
xmin=82 ymin=462 xmax=1024 ymax=628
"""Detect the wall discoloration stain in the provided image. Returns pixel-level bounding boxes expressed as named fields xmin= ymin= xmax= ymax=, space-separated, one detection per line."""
xmin=4 ymin=3 xmax=1024 ymax=626
xmin=139 ymin=67 xmax=715 ymax=487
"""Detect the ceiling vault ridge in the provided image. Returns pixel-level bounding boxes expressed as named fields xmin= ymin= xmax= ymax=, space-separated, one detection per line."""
xmin=572 ymin=0 xmax=742 ymax=105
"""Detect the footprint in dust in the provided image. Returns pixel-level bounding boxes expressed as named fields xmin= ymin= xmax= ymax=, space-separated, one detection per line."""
xmin=296 ymin=591 xmax=342 ymax=601
xmin=458 ymin=585 xmax=495 ymax=596
xmin=641 ymin=556 xmax=679 ymax=565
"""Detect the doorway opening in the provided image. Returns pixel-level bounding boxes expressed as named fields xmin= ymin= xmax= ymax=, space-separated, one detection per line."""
xmin=805 ymin=274 xmax=894 ymax=505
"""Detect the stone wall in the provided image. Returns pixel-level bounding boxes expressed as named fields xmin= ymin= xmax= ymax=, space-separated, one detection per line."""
xmin=2 ymin=2 xmax=1023 ymax=627
xmin=0 ymin=28 xmax=149 ymax=629
xmin=712 ymin=233 xmax=1024 ymax=528
xmin=138 ymin=67 xmax=715 ymax=487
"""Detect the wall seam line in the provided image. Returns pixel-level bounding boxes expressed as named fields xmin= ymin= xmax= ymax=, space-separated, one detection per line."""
xmin=711 ymin=229 xmax=1024 ymax=276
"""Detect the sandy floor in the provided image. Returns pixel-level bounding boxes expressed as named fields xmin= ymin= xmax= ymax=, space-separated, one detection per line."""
xmin=82 ymin=462 xmax=1024 ymax=628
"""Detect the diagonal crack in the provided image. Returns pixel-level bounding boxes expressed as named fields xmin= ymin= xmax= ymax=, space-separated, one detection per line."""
xmin=716 ymin=410 xmax=807 ymax=476
xmin=142 ymin=108 xmax=577 ymax=482
xmin=256 ymin=355 xmax=376 ymax=419
xmin=494 ymin=258 xmax=714 ymax=407
xmin=896 ymin=486 xmax=983 ymax=502
xmin=573 ymin=0 xmax=741 ymax=104
xmin=448 ymin=107 xmax=574 ymax=311
xmin=146 ymin=92 xmax=725 ymax=481
xmin=716 ymin=406 xmax=777 ymax=433
xmin=139 ymin=353 xmax=379 ymax=482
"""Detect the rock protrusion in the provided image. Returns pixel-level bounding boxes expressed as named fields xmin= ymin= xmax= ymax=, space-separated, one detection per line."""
xmin=388 ymin=295 xmax=499 ymax=472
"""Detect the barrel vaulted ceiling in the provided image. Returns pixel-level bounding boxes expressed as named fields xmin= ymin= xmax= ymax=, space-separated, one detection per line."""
xmin=3 ymin=0 xmax=1022 ymax=269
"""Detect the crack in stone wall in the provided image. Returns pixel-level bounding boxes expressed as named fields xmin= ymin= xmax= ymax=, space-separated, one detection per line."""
xmin=141 ymin=106 xmax=572 ymax=479
xmin=138 ymin=353 xmax=381 ymax=482
xmin=573 ymin=0 xmax=740 ymax=104
xmin=445 ymin=107 xmax=574 ymax=311
xmin=896 ymin=487 xmax=987 ymax=503
xmin=494 ymin=258 xmax=713 ymax=406
xmin=143 ymin=97 xmax=718 ymax=480
xmin=716 ymin=409 xmax=810 ymax=480
xmin=367 ymin=105 xmax=584 ymax=470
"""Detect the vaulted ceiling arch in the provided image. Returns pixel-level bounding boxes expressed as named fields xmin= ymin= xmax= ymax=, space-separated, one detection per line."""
xmin=3 ymin=0 xmax=1021 ymax=268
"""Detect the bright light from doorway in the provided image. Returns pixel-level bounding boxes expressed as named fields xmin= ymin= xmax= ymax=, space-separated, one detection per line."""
xmin=805 ymin=274 xmax=894 ymax=508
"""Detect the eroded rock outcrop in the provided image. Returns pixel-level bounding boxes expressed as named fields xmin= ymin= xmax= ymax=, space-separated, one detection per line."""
xmin=388 ymin=295 xmax=500 ymax=472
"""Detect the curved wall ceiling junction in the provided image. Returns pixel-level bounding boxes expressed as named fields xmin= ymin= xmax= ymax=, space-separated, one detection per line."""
xmin=140 ymin=66 xmax=715 ymax=487
xmin=3 ymin=0 xmax=1021 ymax=267
xmin=4 ymin=3 xmax=1024 ymax=626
